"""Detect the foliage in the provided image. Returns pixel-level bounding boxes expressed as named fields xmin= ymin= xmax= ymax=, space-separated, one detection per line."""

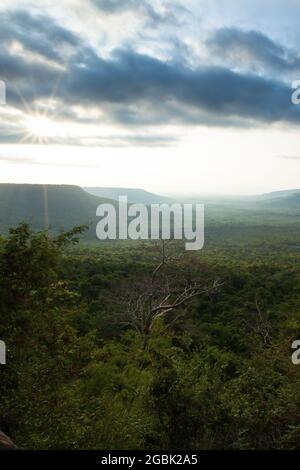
xmin=1 ymin=223 xmax=300 ymax=449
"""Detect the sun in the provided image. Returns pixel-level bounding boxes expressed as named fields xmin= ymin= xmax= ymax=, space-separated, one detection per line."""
xmin=22 ymin=112 xmax=63 ymax=144
xmin=23 ymin=113 xmax=62 ymax=144
xmin=26 ymin=115 xmax=57 ymax=137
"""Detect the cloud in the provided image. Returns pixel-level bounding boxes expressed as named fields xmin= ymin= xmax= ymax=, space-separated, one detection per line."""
xmin=60 ymin=48 xmax=300 ymax=126
xmin=0 ymin=10 xmax=80 ymax=63
xmin=0 ymin=155 xmax=36 ymax=164
xmin=0 ymin=132 xmax=179 ymax=147
xmin=0 ymin=154 xmax=103 ymax=167
xmin=92 ymin=0 xmax=187 ymax=26
xmin=1 ymin=9 xmax=300 ymax=139
xmin=209 ymin=27 xmax=300 ymax=74
xmin=92 ymin=0 xmax=139 ymax=13
xmin=279 ymin=156 xmax=300 ymax=161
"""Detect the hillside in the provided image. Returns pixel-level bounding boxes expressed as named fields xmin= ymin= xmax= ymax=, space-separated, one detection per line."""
xmin=0 ymin=184 xmax=299 ymax=241
xmin=0 ymin=184 xmax=114 ymax=235
xmin=253 ymin=189 xmax=300 ymax=210
xmin=83 ymin=187 xmax=172 ymax=204
xmin=257 ymin=189 xmax=300 ymax=201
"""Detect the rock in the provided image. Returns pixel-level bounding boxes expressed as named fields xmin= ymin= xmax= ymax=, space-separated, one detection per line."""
xmin=0 ymin=431 xmax=17 ymax=450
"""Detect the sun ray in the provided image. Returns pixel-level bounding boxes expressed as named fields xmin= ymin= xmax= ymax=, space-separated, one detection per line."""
xmin=3 ymin=52 xmax=71 ymax=146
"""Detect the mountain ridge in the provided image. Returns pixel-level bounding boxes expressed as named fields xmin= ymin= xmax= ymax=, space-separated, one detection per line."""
xmin=83 ymin=187 xmax=172 ymax=205
xmin=0 ymin=184 xmax=115 ymax=236
xmin=0 ymin=184 xmax=299 ymax=236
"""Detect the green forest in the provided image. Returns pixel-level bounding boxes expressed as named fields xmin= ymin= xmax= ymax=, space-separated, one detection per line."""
xmin=2 ymin=0 xmax=300 ymax=455
xmin=1 ymin=220 xmax=300 ymax=450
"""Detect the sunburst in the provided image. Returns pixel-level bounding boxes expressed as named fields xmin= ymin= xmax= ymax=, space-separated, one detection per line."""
xmin=4 ymin=64 xmax=67 ymax=146
xmin=22 ymin=111 xmax=63 ymax=145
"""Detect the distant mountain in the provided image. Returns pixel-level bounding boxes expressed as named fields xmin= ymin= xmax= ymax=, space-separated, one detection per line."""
xmin=0 ymin=184 xmax=115 ymax=236
xmin=83 ymin=187 xmax=172 ymax=205
xmin=194 ymin=189 xmax=300 ymax=211
xmin=257 ymin=189 xmax=300 ymax=201
xmin=260 ymin=193 xmax=300 ymax=210
xmin=0 ymin=184 xmax=299 ymax=239
xmin=247 ymin=189 xmax=300 ymax=210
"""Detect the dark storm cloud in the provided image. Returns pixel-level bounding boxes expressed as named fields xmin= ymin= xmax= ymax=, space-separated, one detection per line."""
xmin=1 ymin=10 xmax=300 ymax=130
xmin=60 ymin=48 xmax=300 ymax=125
xmin=0 ymin=10 xmax=80 ymax=63
xmin=209 ymin=27 xmax=300 ymax=72
xmin=0 ymin=49 xmax=62 ymax=110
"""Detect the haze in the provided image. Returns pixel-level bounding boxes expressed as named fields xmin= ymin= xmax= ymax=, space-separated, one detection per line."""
xmin=1 ymin=0 xmax=300 ymax=195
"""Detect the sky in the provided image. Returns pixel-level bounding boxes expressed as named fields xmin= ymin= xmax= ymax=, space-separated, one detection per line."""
xmin=0 ymin=0 xmax=300 ymax=195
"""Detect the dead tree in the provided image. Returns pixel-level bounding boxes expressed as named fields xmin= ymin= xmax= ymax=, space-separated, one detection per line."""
xmin=248 ymin=295 xmax=273 ymax=346
xmin=119 ymin=241 xmax=222 ymax=346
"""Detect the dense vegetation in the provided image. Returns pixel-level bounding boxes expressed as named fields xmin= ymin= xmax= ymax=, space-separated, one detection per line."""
xmin=1 ymin=221 xmax=300 ymax=450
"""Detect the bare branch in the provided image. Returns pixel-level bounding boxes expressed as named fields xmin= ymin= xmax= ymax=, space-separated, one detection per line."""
xmin=116 ymin=241 xmax=222 ymax=345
